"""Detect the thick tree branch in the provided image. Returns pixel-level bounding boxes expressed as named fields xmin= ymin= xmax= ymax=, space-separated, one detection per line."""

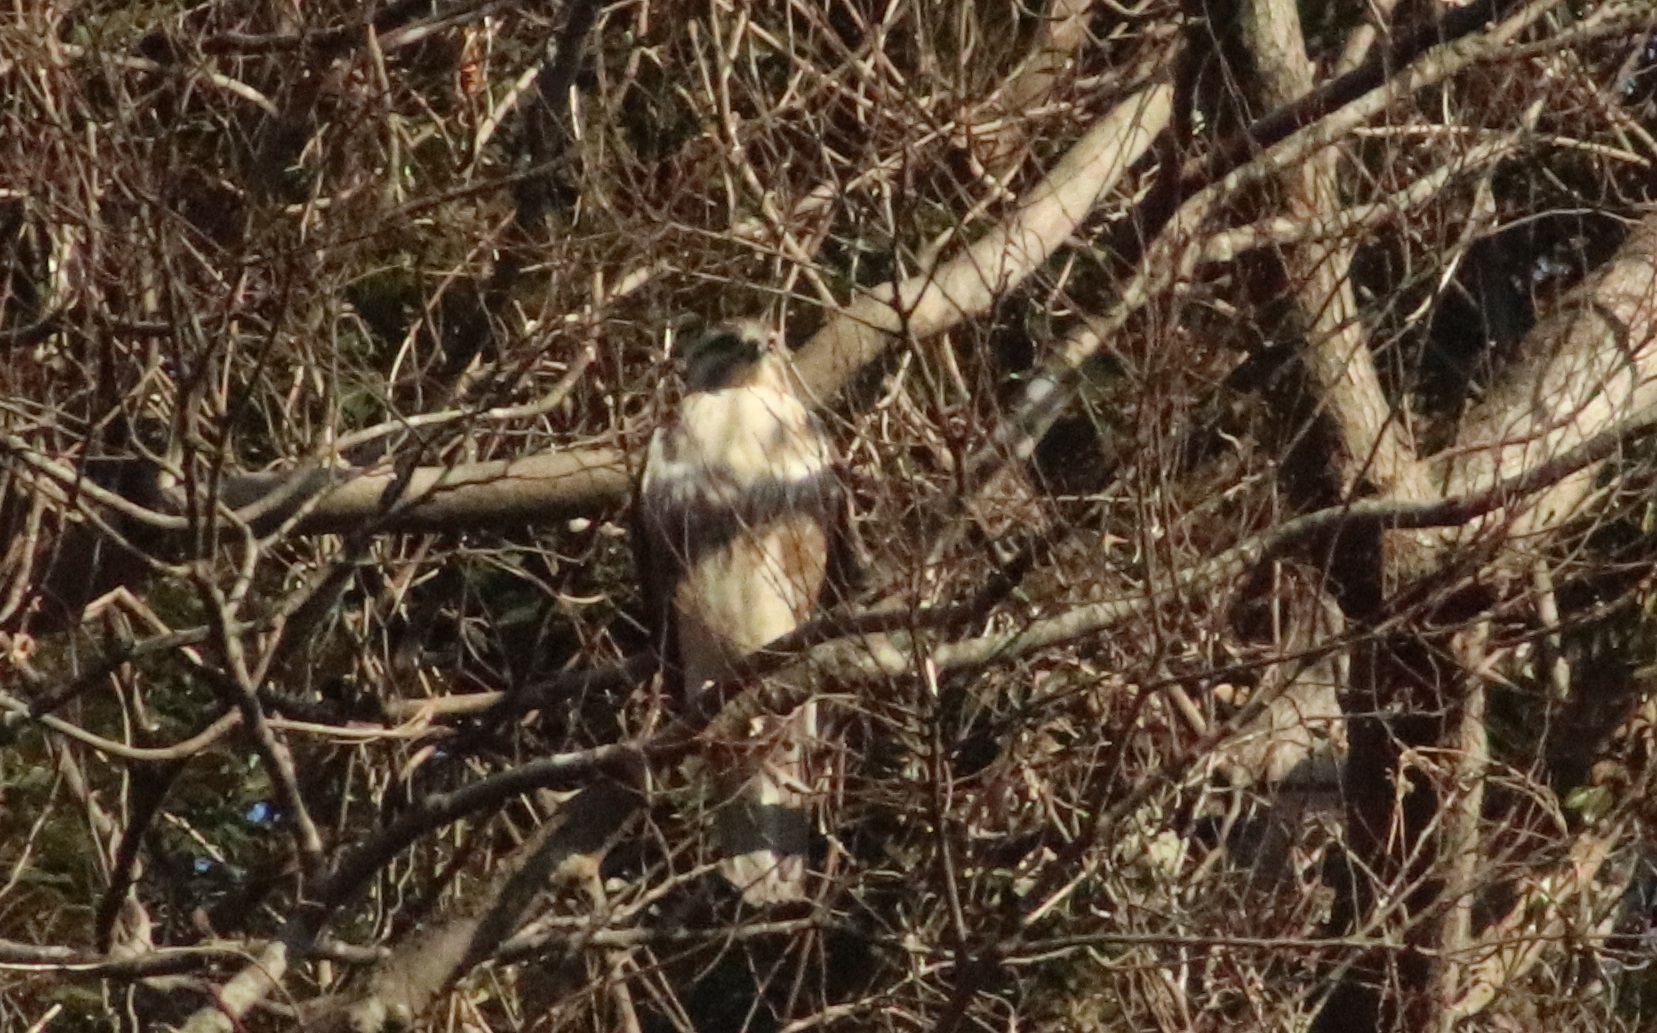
xmin=794 ymin=80 xmax=1174 ymax=401
xmin=1437 ymin=213 xmax=1657 ymax=558
xmin=1240 ymin=0 xmax=1428 ymax=500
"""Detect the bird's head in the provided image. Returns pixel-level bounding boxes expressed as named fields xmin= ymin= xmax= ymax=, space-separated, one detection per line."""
xmin=679 ymin=320 xmax=777 ymax=392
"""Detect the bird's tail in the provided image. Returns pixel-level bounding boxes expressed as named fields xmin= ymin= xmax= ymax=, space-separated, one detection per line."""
xmin=715 ymin=701 xmax=817 ymax=904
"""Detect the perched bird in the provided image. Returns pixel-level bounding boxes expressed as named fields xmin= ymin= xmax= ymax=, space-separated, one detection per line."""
xmin=637 ymin=320 xmax=847 ymax=904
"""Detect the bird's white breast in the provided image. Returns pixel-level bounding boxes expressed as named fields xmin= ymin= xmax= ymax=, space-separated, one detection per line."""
xmin=642 ymin=375 xmax=836 ymax=696
xmin=643 ymin=382 xmax=828 ymax=497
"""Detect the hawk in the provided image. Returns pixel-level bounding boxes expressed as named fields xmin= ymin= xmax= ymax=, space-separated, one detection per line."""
xmin=637 ymin=320 xmax=847 ymax=904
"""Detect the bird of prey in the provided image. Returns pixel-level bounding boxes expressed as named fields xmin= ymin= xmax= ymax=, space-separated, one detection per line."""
xmin=637 ymin=320 xmax=847 ymax=904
